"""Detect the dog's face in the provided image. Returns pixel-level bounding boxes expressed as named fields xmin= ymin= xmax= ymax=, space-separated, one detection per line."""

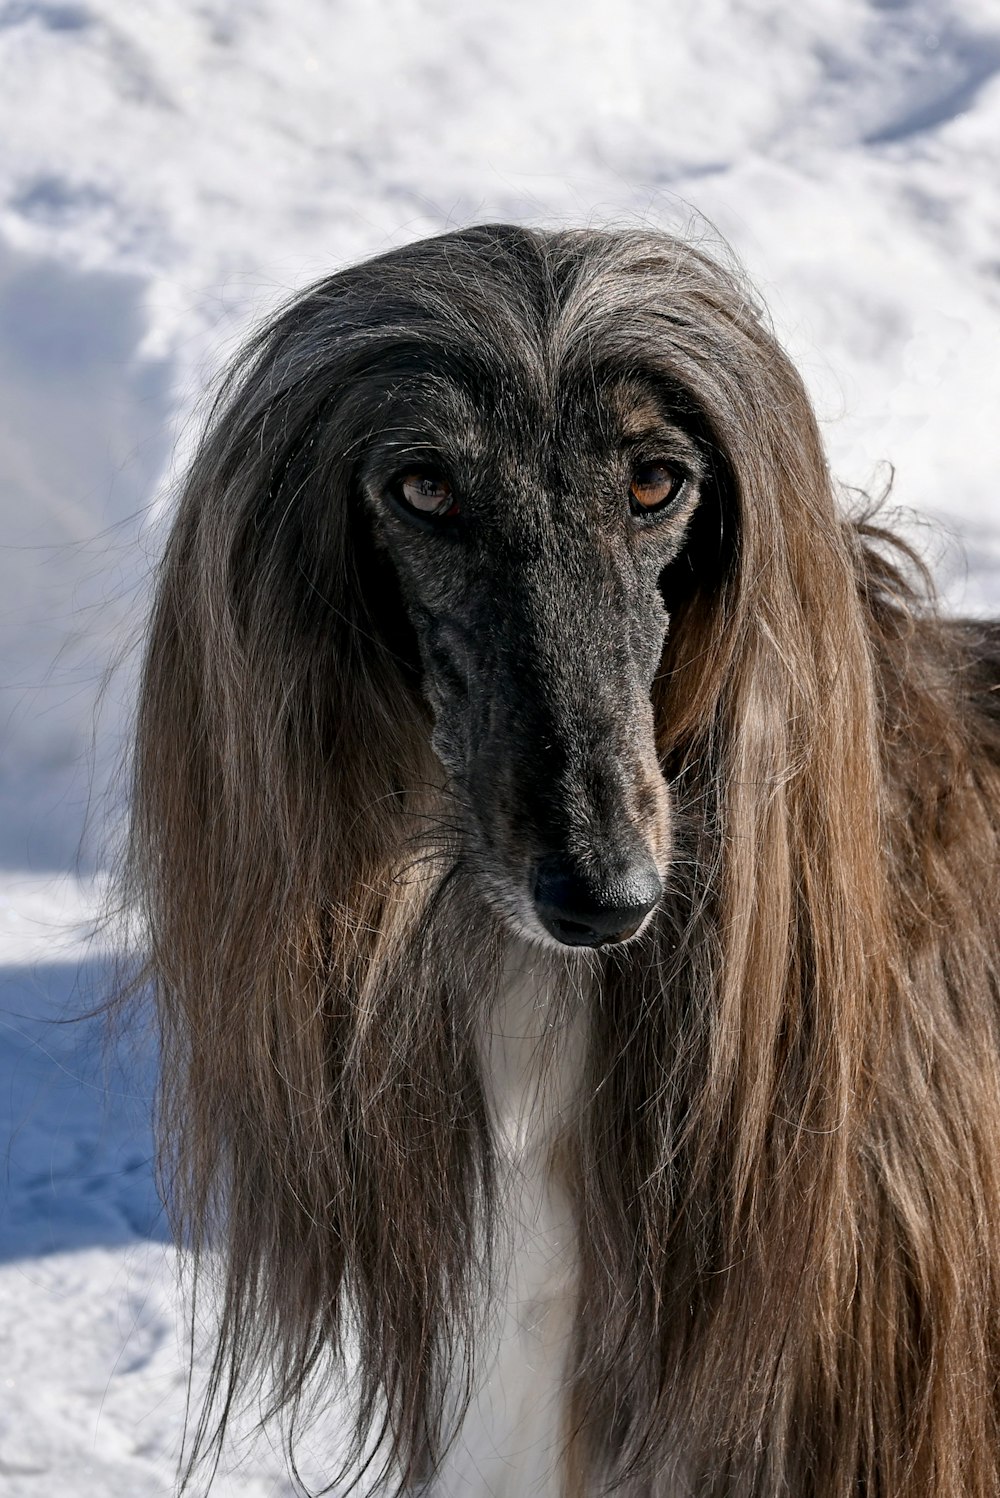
xmin=359 ymin=366 xmax=706 ymax=949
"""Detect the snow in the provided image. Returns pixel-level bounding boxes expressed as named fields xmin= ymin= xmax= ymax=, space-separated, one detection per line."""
xmin=1 ymin=0 xmax=998 ymax=1491
xmin=0 ymin=937 xmax=353 ymax=1494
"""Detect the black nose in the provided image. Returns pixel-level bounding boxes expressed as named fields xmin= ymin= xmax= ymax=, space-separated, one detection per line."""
xmin=531 ymin=854 xmax=663 ymax=948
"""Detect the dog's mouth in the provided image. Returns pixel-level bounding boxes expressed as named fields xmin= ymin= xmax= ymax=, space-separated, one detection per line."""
xmin=534 ymin=911 xmax=653 ymax=950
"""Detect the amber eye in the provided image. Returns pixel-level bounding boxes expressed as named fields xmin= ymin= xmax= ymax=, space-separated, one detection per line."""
xmin=394 ymin=472 xmax=459 ymax=519
xmin=629 ymin=462 xmax=681 ymax=515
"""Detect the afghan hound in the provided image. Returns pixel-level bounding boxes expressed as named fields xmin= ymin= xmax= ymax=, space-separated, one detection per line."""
xmin=123 ymin=224 xmax=1000 ymax=1496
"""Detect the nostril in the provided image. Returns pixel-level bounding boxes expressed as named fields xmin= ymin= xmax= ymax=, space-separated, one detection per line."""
xmin=531 ymin=854 xmax=663 ymax=948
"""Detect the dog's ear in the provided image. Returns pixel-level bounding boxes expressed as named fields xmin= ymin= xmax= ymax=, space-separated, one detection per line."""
xmin=132 ymin=295 xmax=429 ymax=1025
xmin=652 ymin=285 xmax=890 ymax=1117
xmin=126 ymin=284 xmax=496 ymax=1484
xmin=571 ymin=237 xmax=896 ymax=1480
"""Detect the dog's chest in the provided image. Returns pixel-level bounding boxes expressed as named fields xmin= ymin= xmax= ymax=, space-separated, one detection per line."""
xmin=433 ymin=957 xmax=583 ymax=1497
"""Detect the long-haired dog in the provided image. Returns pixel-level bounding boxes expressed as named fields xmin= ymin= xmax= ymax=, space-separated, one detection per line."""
xmin=125 ymin=225 xmax=1000 ymax=1496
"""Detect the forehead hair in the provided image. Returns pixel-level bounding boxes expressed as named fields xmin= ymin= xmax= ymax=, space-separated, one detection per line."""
xmin=257 ymin=224 xmax=771 ymax=451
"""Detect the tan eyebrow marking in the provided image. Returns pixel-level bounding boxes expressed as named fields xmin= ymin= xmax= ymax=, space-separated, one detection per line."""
xmin=605 ymin=382 xmax=666 ymax=440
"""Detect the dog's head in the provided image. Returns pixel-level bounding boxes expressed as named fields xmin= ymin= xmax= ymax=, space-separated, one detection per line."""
xmin=154 ymin=224 xmax=837 ymax=958
xmin=357 ymin=337 xmax=709 ymax=950
xmin=308 ymin=226 xmax=738 ymax=950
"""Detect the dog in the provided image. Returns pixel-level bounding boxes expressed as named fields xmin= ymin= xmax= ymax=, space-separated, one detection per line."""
xmin=124 ymin=224 xmax=1000 ymax=1495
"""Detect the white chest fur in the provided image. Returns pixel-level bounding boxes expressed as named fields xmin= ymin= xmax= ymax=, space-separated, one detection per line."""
xmin=430 ymin=950 xmax=584 ymax=1497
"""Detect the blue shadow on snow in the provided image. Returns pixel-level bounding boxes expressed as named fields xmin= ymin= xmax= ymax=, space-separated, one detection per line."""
xmin=0 ymin=957 xmax=168 ymax=1261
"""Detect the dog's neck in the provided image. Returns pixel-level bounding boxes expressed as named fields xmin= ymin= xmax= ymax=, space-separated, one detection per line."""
xmin=484 ymin=942 xmax=585 ymax=1160
xmin=433 ymin=944 xmax=587 ymax=1496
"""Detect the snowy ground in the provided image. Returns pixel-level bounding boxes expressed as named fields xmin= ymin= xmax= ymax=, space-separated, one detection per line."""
xmin=1 ymin=0 xmax=999 ymax=1492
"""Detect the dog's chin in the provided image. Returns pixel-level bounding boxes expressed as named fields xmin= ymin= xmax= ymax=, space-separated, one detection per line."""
xmin=518 ymin=905 xmax=659 ymax=955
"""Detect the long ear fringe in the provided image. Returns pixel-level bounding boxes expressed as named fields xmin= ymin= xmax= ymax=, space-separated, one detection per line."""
xmin=120 ymin=301 xmax=508 ymax=1492
xmin=566 ymin=260 xmax=1000 ymax=1495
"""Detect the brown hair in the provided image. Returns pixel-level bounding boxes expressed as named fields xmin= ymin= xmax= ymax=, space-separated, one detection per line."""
xmin=121 ymin=225 xmax=1000 ymax=1494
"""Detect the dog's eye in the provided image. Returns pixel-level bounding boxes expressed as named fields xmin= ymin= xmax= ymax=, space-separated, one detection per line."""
xmin=630 ymin=463 xmax=681 ymax=515
xmin=394 ymin=472 xmax=460 ymax=520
